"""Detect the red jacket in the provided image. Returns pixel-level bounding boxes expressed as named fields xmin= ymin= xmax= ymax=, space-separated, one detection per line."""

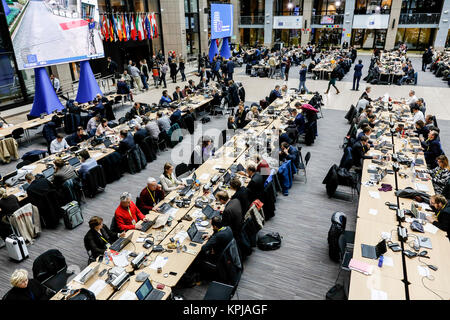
xmin=114 ymin=201 xmax=145 ymax=231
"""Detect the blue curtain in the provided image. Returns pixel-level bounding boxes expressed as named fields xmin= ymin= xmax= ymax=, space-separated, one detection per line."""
xmin=208 ymin=39 xmax=219 ymax=63
xmin=76 ymin=60 xmax=102 ymax=103
xmin=29 ymin=67 xmax=64 ymax=117
xmin=219 ymin=37 xmax=231 ymax=59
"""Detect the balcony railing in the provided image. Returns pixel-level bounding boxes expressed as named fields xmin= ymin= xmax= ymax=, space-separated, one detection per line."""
xmin=312 ymin=14 xmax=344 ymax=25
xmin=399 ymin=13 xmax=441 ymax=25
xmin=239 ymin=16 xmax=265 ymax=25
xmin=353 ymin=8 xmax=391 ymax=14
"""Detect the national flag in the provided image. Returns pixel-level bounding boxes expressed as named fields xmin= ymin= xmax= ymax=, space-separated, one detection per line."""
xmin=145 ymin=14 xmax=151 ymax=40
xmin=136 ymin=14 xmax=143 ymax=41
xmin=116 ymin=14 xmax=123 ymax=41
xmin=151 ymin=13 xmax=158 ymax=38
xmin=111 ymin=14 xmax=118 ymax=42
xmin=125 ymin=14 xmax=131 ymax=41
xmin=103 ymin=15 xmax=109 ymax=41
xmin=130 ymin=14 xmax=137 ymax=40
xmin=108 ymin=15 xmax=114 ymax=42
xmin=141 ymin=14 xmax=147 ymax=39
xmin=121 ymin=14 xmax=127 ymax=41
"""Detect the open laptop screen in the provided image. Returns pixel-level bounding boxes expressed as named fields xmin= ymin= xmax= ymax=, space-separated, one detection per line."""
xmin=135 ymin=279 xmax=153 ymax=300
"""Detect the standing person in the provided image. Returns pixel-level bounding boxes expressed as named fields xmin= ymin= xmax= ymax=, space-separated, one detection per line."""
xmin=151 ymin=61 xmax=160 ymax=88
xmin=324 ymin=65 xmax=340 ymax=95
xmin=352 ymin=59 xmax=364 ymax=91
xmin=298 ymin=64 xmax=309 ymax=93
xmin=50 ymin=74 xmax=60 ymax=93
xmin=129 ymin=62 xmax=143 ymax=91
xmin=140 ymin=59 xmax=149 ymax=91
xmin=268 ymin=55 xmax=276 ymax=78
xmin=159 ymin=61 xmax=168 ymax=89
xmin=106 ymin=57 xmax=118 ymax=84
xmin=179 ymin=57 xmax=186 ymax=82
xmin=284 ymin=57 xmax=291 ymax=81
xmin=169 ymin=57 xmax=178 ymax=83
xmin=212 ymin=57 xmax=221 ymax=81
xmin=226 ymin=59 xmax=235 ymax=80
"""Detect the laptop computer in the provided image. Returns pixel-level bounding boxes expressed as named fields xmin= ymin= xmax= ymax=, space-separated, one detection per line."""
xmin=135 ymin=278 xmax=165 ymax=300
xmin=187 ymin=222 xmax=207 ymax=244
xmin=68 ymin=156 xmax=81 ymax=168
xmin=110 ymin=233 xmax=133 ymax=252
xmin=179 ymin=173 xmax=197 ymax=196
xmin=230 ymin=163 xmax=245 ymax=173
xmin=42 ymin=167 xmax=55 ymax=179
xmin=103 ymin=137 xmax=113 ymax=148
xmin=370 ymin=169 xmax=387 ymax=182
xmin=158 ymin=202 xmax=172 ymax=214
xmin=222 ymin=171 xmax=231 ymax=186
xmin=2 ymin=171 xmax=18 ymax=185
xmin=361 ymin=239 xmax=387 ymax=259
xmin=202 ymin=204 xmax=220 ymax=219
xmin=185 ymin=172 xmax=197 ymax=186
xmin=411 ymin=203 xmax=427 ymax=220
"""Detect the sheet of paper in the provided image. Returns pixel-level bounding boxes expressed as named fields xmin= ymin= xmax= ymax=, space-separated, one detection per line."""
xmin=92 ymin=153 xmax=103 ymax=159
xmin=383 ymin=256 xmax=394 ymax=267
xmin=14 ymin=191 xmax=26 ymax=198
xmin=22 ymin=165 xmax=37 ymax=171
xmin=369 ymin=209 xmax=378 ymax=216
xmin=369 ymin=191 xmax=380 ymax=199
xmin=88 ymin=279 xmax=107 ymax=297
xmin=191 ymin=209 xmax=204 ymax=219
xmin=112 ymin=253 xmax=129 ymax=267
xmin=414 ymin=183 xmax=429 ymax=192
xmin=150 ymin=256 xmax=168 ymax=270
xmin=174 ymin=231 xmax=188 ymax=244
xmin=167 ymin=207 xmax=178 ymax=218
xmin=136 ymin=238 xmax=145 ymax=243
xmin=118 ymin=290 xmax=137 ymax=300
xmin=199 ymin=173 xmax=210 ymax=181
xmin=423 ymin=223 xmax=438 ymax=234
xmin=371 ymin=289 xmax=388 ymax=300
xmin=381 ymin=232 xmax=391 ymax=241
xmin=417 ymin=265 xmax=430 ymax=277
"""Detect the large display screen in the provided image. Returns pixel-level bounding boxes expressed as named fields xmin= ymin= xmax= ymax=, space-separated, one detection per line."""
xmin=210 ymin=3 xmax=233 ymax=40
xmin=2 ymin=0 xmax=104 ymax=70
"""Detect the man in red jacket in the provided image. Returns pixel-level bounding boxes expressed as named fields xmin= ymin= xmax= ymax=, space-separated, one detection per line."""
xmin=138 ymin=177 xmax=165 ymax=214
xmin=114 ymin=192 xmax=150 ymax=231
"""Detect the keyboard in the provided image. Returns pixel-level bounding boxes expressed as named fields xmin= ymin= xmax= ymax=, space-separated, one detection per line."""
xmin=110 ymin=238 xmax=126 ymax=252
xmin=145 ymin=289 xmax=165 ymax=300
xmin=179 ymin=185 xmax=192 ymax=196
xmin=141 ymin=220 xmax=155 ymax=232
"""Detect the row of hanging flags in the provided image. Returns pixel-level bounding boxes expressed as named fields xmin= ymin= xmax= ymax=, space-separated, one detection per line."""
xmin=99 ymin=13 xmax=159 ymax=42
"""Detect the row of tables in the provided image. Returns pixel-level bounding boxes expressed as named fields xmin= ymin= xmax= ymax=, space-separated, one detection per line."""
xmin=51 ymin=92 xmax=313 ymax=300
xmin=348 ymin=100 xmax=450 ymax=300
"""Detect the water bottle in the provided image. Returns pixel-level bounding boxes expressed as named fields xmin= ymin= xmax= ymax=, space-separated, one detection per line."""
xmin=378 ymin=255 xmax=384 ymax=268
xmin=410 ymin=158 xmax=416 ymax=183
xmin=104 ymin=251 xmax=109 ymax=265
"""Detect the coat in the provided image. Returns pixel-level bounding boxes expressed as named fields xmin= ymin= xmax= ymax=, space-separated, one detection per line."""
xmin=222 ymin=199 xmax=243 ymax=240
xmin=247 ymin=172 xmax=264 ymax=202
xmin=9 ymin=203 xmax=41 ymax=243
xmin=353 ymin=63 xmax=363 ymax=77
xmin=0 ymin=138 xmax=19 ymax=164
xmin=84 ymin=226 xmax=118 ymax=259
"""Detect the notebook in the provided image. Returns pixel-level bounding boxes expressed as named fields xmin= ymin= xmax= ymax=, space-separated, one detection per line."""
xmin=349 ymin=258 xmax=374 ymax=275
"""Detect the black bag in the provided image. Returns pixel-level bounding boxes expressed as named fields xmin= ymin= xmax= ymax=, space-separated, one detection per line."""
xmin=201 ymin=117 xmax=211 ymax=124
xmin=257 ymin=232 xmax=282 ymax=251
xmin=326 ymin=284 xmax=347 ymax=300
xmin=67 ymin=288 xmax=96 ymax=300
xmin=327 ymin=212 xmax=347 ymax=262
xmin=61 ymin=201 xmax=83 ymax=229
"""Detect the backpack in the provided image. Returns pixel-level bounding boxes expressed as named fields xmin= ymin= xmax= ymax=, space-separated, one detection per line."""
xmin=257 ymin=232 xmax=282 ymax=251
xmin=327 ymin=212 xmax=346 ymax=262
xmin=66 ymin=288 xmax=96 ymax=300
xmin=201 ymin=117 xmax=211 ymax=124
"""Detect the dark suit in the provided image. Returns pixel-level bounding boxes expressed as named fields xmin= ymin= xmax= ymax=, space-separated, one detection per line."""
xmin=247 ymin=172 xmax=264 ymax=202
xmin=268 ymin=89 xmax=281 ymax=104
xmin=231 ymin=186 xmax=251 ymax=213
xmin=421 ymin=138 xmax=444 ymax=169
xmin=133 ymin=128 xmax=148 ymax=145
xmin=117 ymin=133 xmax=136 ymax=155
xmin=222 ymin=199 xmax=243 ymax=240
xmin=70 ymin=132 xmax=89 ymax=145
xmin=27 ymin=177 xmax=55 ymax=196
xmin=200 ymin=226 xmax=233 ymax=263
xmin=172 ymin=91 xmax=184 ymax=101
xmin=359 ymin=91 xmax=372 ymax=102
xmin=235 ymin=109 xmax=248 ymax=129
xmin=283 ymin=145 xmax=300 ymax=169
xmin=84 ymin=226 xmax=118 ymax=259
xmin=353 ymin=63 xmax=363 ymax=90
xmin=351 ymin=141 xmax=371 ymax=167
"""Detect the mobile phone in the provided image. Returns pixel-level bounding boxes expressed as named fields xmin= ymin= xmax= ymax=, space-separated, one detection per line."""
xmin=169 ymin=271 xmax=177 ymax=276
xmin=389 ymin=245 xmax=402 ymax=252
xmin=188 ymin=242 xmax=197 ymax=247
xmin=99 ymin=269 xmax=107 ymax=277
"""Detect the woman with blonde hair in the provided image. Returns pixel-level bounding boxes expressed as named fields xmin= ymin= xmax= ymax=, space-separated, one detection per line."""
xmin=3 ymin=269 xmax=47 ymax=300
xmin=159 ymin=162 xmax=184 ymax=193
xmin=418 ymin=155 xmax=450 ymax=194
xmin=245 ymin=105 xmax=259 ymax=122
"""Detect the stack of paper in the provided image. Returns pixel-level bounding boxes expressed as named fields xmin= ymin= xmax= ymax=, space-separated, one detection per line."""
xmin=349 ymin=258 xmax=374 ymax=275
xmin=150 ymin=256 xmax=168 ymax=270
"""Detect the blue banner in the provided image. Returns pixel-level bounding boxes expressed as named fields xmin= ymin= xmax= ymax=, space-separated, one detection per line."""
xmin=30 ymin=67 xmax=64 ymax=117
xmin=211 ymin=3 xmax=233 ymax=40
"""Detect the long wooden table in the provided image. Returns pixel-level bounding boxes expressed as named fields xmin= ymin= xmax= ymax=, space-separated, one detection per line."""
xmin=348 ymin=100 xmax=450 ymax=300
xmin=51 ymin=91 xmax=314 ymax=300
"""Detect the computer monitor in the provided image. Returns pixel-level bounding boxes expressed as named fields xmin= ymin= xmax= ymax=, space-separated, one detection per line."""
xmin=42 ymin=167 xmax=55 ymax=179
xmin=135 ymin=278 xmax=154 ymax=300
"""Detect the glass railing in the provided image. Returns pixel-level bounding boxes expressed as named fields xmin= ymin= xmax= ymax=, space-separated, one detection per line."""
xmin=353 ymin=8 xmax=391 ymax=14
xmin=239 ymin=16 xmax=265 ymax=25
xmin=311 ymin=14 xmax=344 ymax=25
xmin=399 ymin=13 xmax=441 ymax=25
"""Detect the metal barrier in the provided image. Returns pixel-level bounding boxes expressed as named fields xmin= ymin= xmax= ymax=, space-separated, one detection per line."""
xmin=311 ymin=14 xmax=344 ymax=25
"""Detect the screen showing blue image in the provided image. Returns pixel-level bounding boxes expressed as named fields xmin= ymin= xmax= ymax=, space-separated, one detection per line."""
xmin=210 ymin=3 xmax=233 ymax=40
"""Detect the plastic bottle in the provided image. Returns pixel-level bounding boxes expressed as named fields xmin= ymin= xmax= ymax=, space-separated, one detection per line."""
xmin=410 ymin=158 xmax=416 ymax=183
xmin=378 ymin=255 xmax=384 ymax=268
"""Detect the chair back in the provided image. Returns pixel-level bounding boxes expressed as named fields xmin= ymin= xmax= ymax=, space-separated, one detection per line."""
xmin=175 ymin=163 xmax=189 ymax=178
xmin=32 ymin=249 xmax=67 ymax=283
xmin=203 ymin=281 xmax=235 ymax=300
xmin=11 ymin=127 xmax=24 ymax=139
xmin=305 ymin=152 xmax=311 ymax=166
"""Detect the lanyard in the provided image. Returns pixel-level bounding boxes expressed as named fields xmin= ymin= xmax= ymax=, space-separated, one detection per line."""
xmin=147 ymin=187 xmax=156 ymax=203
xmin=127 ymin=207 xmax=136 ymax=225
xmin=218 ymin=227 xmax=225 ymax=232
xmin=436 ymin=202 xmax=447 ymax=218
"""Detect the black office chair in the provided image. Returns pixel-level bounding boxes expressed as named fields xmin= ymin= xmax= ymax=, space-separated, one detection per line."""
xmin=11 ymin=127 xmax=25 ymax=144
xmin=175 ymin=163 xmax=190 ymax=178
xmin=203 ymin=281 xmax=235 ymax=300
xmin=32 ymin=249 xmax=73 ymax=294
xmin=109 ymin=216 xmax=120 ymax=234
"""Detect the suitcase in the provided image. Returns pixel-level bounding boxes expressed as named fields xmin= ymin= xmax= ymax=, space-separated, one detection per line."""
xmin=6 ymin=235 xmax=29 ymax=262
xmin=61 ymin=201 xmax=83 ymax=229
